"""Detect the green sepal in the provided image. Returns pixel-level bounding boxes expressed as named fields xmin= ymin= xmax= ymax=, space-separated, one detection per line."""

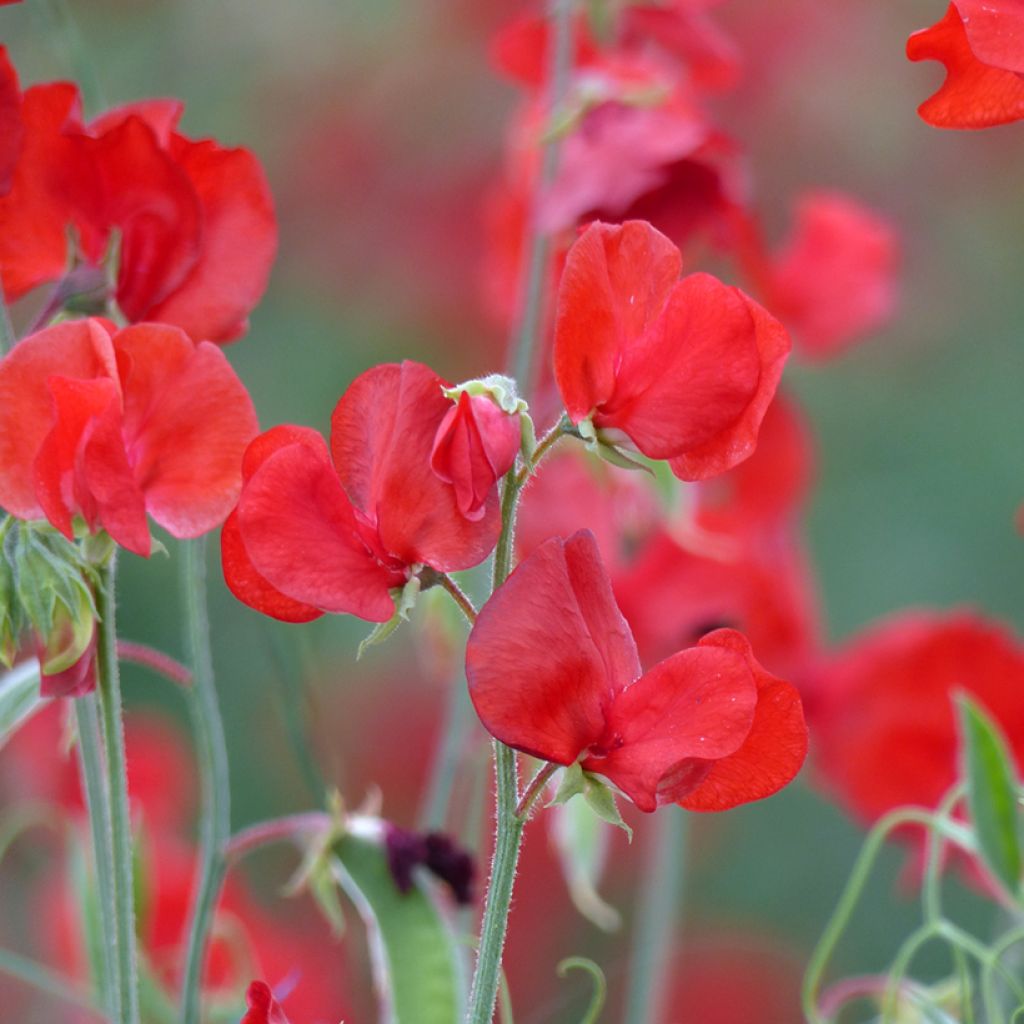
xmin=582 ymin=772 xmax=633 ymax=843
xmin=549 ymin=762 xmax=587 ymax=806
xmin=576 ymin=419 xmax=653 ymax=475
xmin=441 ymin=374 xmax=536 ymax=462
xmin=282 ymin=795 xmax=348 ymax=937
xmin=958 ymin=694 xmax=1023 ymax=899
xmin=357 ymin=576 xmax=422 ymax=660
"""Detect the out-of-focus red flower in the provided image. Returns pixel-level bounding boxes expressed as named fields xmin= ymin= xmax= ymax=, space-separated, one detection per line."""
xmin=908 ymin=2 xmax=1024 ymax=128
xmin=813 ymin=611 xmax=1024 ymax=824
xmin=242 ymin=982 xmax=293 ymax=1024
xmin=760 ymin=191 xmax=900 ymax=360
xmin=0 ymin=48 xmax=21 ymax=195
xmin=466 ymin=530 xmax=807 ymax=812
xmin=430 ymin=390 xmax=521 ymax=522
xmin=0 ymin=318 xmax=258 ymax=557
xmin=554 ymin=220 xmax=789 ymax=480
xmin=0 ymin=58 xmax=275 ymax=341
xmin=223 ymin=362 xmax=502 ymax=623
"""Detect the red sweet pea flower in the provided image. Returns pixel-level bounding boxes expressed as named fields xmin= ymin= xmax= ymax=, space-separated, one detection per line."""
xmin=0 ymin=60 xmax=275 ymax=341
xmin=430 ymin=390 xmax=521 ymax=522
xmin=223 ymin=361 xmax=502 ymax=623
xmin=466 ymin=530 xmax=807 ymax=812
xmin=908 ymin=2 xmax=1024 ymax=128
xmin=242 ymin=982 xmax=292 ymax=1024
xmin=814 ymin=611 xmax=1024 ymax=825
xmin=553 ymin=220 xmax=790 ymax=480
xmin=0 ymin=318 xmax=258 ymax=556
xmin=760 ymin=191 xmax=900 ymax=361
xmin=0 ymin=48 xmax=22 ymax=196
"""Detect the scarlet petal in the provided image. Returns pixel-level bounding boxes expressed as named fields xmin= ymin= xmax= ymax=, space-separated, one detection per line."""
xmin=331 ymin=361 xmax=501 ymax=571
xmin=678 ymin=630 xmax=808 ymax=812
xmin=114 ymin=324 xmax=258 ymax=539
xmin=554 ymin=221 xmax=682 ymax=423
xmin=237 ymin=439 xmax=398 ymax=622
xmin=953 ymin=0 xmax=1024 ymax=74
xmin=466 ymin=531 xmax=640 ymax=765
xmin=221 ymin=426 xmax=325 ymax=624
xmin=88 ymin=98 xmax=184 ymax=146
xmin=908 ymin=4 xmax=1024 ymax=128
xmin=0 ymin=47 xmax=23 ymax=196
xmin=586 ymin=643 xmax=757 ymax=812
xmin=667 ymin=289 xmax=790 ymax=481
xmin=0 ymin=320 xmax=117 ymax=521
xmin=242 ymin=981 xmax=292 ymax=1024
xmin=147 ymin=137 xmax=277 ymax=342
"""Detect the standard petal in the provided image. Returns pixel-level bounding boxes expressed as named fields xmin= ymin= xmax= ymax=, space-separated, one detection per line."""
xmin=331 ymin=361 xmax=501 ymax=571
xmin=147 ymin=137 xmax=277 ymax=343
xmin=602 ymin=272 xmax=760 ymax=462
xmin=237 ymin=440 xmax=399 ymax=622
xmin=114 ymin=324 xmax=259 ymax=538
xmin=466 ymin=531 xmax=637 ymax=764
xmin=554 ymin=221 xmax=682 ymax=423
xmin=0 ymin=319 xmax=117 ymax=521
xmin=954 ymin=0 xmax=1024 ymax=74
xmin=668 ymin=288 xmax=790 ymax=481
xmin=678 ymin=630 xmax=808 ymax=812
xmin=908 ymin=4 xmax=1024 ymax=128
xmin=585 ymin=642 xmax=758 ymax=812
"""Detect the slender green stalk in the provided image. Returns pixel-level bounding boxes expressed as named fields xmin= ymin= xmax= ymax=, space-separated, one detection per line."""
xmin=508 ymin=0 xmax=575 ymax=392
xmin=74 ymin=695 xmax=119 ymax=1018
xmin=420 ymin=673 xmax=476 ymax=832
xmin=0 ymin=945 xmax=103 ymax=1016
xmin=435 ymin=572 xmax=479 ymax=625
xmin=0 ymin=279 xmax=14 ymax=355
xmin=179 ymin=537 xmax=231 ymax=1024
xmin=466 ymin=741 xmax=524 ymax=1023
xmin=94 ymin=556 xmax=141 ymax=1024
xmin=624 ymin=810 xmax=688 ymax=1024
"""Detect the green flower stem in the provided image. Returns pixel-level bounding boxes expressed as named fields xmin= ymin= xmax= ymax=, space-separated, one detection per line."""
xmin=507 ymin=0 xmax=575 ymax=393
xmin=73 ymin=695 xmax=119 ymax=1018
xmin=94 ymin=556 xmax=141 ymax=1024
xmin=179 ymin=537 xmax=231 ymax=1024
xmin=624 ymin=809 xmax=688 ymax=1024
xmin=0 ymin=280 xmax=14 ymax=355
xmin=466 ymin=740 xmax=524 ymax=1024
xmin=435 ymin=572 xmax=479 ymax=625
xmin=0 ymin=945 xmax=102 ymax=1017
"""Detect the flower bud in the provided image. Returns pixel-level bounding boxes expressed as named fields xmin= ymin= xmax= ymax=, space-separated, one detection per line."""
xmin=431 ymin=377 xmax=527 ymax=522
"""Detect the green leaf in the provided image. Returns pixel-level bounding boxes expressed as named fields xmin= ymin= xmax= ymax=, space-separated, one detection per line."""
xmin=582 ymin=773 xmax=633 ymax=843
xmin=958 ymin=694 xmax=1023 ymax=898
xmin=331 ymin=827 xmax=466 ymax=1024
xmin=0 ymin=659 xmax=42 ymax=750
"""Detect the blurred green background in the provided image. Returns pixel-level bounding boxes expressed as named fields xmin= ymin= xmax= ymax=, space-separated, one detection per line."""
xmin=2 ymin=0 xmax=1024 ymax=1020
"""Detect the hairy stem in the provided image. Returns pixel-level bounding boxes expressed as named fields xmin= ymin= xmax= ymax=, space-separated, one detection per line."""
xmin=179 ymin=538 xmax=231 ymax=1024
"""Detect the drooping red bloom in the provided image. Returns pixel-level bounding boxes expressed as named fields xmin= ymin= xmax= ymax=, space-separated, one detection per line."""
xmin=814 ymin=611 xmax=1024 ymax=825
xmin=430 ymin=390 xmax=521 ymax=522
xmin=0 ymin=56 xmax=276 ymax=341
xmin=242 ymin=982 xmax=292 ymax=1024
xmin=466 ymin=530 xmax=807 ymax=812
xmin=760 ymin=191 xmax=900 ymax=360
xmin=223 ymin=361 xmax=502 ymax=624
xmin=553 ymin=220 xmax=790 ymax=480
xmin=908 ymin=2 xmax=1024 ymax=128
xmin=0 ymin=318 xmax=258 ymax=556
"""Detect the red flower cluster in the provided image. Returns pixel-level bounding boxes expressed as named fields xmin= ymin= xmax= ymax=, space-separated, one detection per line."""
xmin=0 ymin=47 xmax=276 ymax=341
xmin=466 ymin=530 xmax=807 ymax=812
xmin=0 ymin=318 xmax=257 ymax=557
xmin=554 ymin=220 xmax=789 ymax=480
xmin=223 ymin=361 xmax=503 ymax=623
xmin=909 ymin=2 xmax=1024 ymax=128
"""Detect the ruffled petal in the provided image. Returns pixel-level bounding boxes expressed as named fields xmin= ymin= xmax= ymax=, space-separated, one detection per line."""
xmin=554 ymin=221 xmax=682 ymax=423
xmin=678 ymin=630 xmax=808 ymax=812
xmin=114 ymin=323 xmax=258 ymax=538
xmin=667 ymin=288 xmax=790 ymax=481
xmin=466 ymin=531 xmax=638 ymax=765
xmin=147 ymin=136 xmax=277 ymax=343
xmin=237 ymin=437 xmax=399 ymax=622
xmin=0 ymin=319 xmax=117 ymax=521
xmin=908 ymin=4 xmax=1024 ymax=128
xmin=585 ymin=641 xmax=757 ymax=812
